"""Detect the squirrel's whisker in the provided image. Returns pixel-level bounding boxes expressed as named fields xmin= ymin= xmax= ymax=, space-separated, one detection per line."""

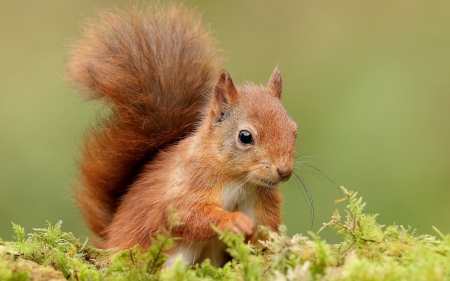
xmin=292 ymin=171 xmax=315 ymax=224
xmin=295 ymin=162 xmax=340 ymax=194
xmin=294 ymin=152 xmax=319 ymax=160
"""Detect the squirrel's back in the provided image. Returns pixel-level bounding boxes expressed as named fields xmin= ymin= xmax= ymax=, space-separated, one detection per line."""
xmin=66 ymin=4 xmax=223 ymax=243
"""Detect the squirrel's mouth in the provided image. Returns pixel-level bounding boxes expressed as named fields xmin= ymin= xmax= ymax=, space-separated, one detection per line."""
xmin=257 ymin=179 xmax=279 ymax=187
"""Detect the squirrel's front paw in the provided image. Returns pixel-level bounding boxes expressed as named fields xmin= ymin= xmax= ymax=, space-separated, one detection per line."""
xmin=222 ymin=212 xmax=255 ymax=242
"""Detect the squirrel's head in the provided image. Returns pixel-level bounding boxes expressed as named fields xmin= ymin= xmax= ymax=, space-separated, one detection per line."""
xmin=207 ymin=68 xmax=298 ymax=188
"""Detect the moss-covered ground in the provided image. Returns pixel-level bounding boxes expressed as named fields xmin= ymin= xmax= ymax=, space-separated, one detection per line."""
xmin=1 ymin=188 xmax=449 ymax=281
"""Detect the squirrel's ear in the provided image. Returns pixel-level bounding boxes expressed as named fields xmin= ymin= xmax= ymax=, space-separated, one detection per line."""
xmin=213 ymin=70 xmax=238 ymax=112
xmin=267 ymin=68 xmax=282 ymax=99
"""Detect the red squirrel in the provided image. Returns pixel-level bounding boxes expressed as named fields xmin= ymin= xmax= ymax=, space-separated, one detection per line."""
xmin=67 ymin=3 xmax=297 ymax=267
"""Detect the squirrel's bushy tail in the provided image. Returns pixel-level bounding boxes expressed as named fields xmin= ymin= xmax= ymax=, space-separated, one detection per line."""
xmin=67 ymin=3 xmax=223 ymax=244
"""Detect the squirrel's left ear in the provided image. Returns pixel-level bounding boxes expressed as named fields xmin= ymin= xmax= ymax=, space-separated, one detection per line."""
xmin=267 ymin=68 xmax=282 ymax=99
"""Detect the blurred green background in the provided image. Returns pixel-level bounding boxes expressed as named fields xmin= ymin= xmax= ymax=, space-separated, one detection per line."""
xmin=1 ymin=0 xmax=449 ymax=244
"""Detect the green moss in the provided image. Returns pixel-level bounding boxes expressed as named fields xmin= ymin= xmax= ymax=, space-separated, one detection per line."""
xmin=1 ymin=187 xmax=449 ymax=280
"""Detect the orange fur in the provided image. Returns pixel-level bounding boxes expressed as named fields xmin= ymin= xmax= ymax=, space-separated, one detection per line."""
xmin=67 ymin=3 xmax=297 ymax=266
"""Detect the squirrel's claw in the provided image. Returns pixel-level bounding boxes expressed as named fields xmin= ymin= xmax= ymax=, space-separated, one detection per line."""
xmin=224 ymin=212 xmax=255 ymax=241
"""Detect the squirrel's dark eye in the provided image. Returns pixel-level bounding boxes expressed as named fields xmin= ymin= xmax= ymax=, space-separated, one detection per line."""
xmin=238 ymin=130 xmax=254 ymax=145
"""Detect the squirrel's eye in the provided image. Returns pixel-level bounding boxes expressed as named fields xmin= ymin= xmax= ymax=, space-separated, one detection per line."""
xmin=238 ymin=130 xmax=254 ymax=145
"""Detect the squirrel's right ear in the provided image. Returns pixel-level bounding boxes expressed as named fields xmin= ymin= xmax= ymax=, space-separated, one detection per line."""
xmin=267 ymin=68 xmax=282 ymax=99
xmin=213 ymin=70 xmax=239 ymax=113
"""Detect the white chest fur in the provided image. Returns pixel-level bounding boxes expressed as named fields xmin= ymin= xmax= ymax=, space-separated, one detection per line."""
xmin=222 ymin=181 xmax=259 ymax=222
xmin=166 ymin=182 xmax=259 ymax=268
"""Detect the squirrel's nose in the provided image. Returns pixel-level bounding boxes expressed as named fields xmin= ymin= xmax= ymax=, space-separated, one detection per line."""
xmin=277 ymin=167 xmax=293 ymax=181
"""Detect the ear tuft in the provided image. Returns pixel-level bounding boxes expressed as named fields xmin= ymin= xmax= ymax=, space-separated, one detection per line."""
xmin=213 ymin=70 xmax=238 ymax=112
xmin=267 ymin=67 xmax=282 ymax=99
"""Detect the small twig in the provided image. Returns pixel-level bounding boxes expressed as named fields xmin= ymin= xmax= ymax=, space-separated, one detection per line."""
xmin=149 ymin=240 xmax=166 ymax=275
xmin=334 ymin=193 xmax=350 ymax=204
xmin=129 ymin=249 xmax=135 ymax=265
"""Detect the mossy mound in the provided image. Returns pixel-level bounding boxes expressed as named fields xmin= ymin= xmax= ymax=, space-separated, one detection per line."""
xmin=1 ymin=188 xmax=449 ymax=281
